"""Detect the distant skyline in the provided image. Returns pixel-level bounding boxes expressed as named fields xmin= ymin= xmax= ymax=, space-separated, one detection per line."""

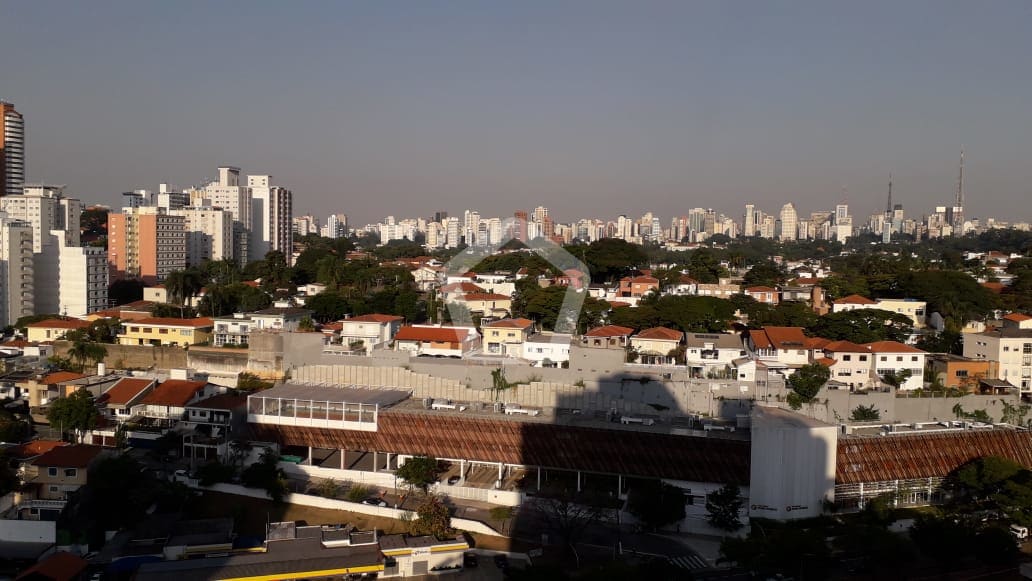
xmin=2 ymin=1 xmax=1031 ymax=225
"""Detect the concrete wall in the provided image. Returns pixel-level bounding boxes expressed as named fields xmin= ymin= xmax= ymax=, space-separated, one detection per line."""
xmin=749 ymin=418 xmax=837 ymax=521
xmin=188 ymin=347 xmax=250 ymax=376
xmin=0 ymin=519 xmax=56 ymax=543
xmin=53 ymin=341 xmax=188 ymax=371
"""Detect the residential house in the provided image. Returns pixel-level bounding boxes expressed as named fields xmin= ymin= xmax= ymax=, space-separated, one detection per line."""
xmin=393 ymin=326 xmax=481 ymax=357
xmin=619 ymin=275 xmax=659 ymax=299
xmin=819 ymin=340 xmax=875 ymax=390
xmin=143 ymin=286 xmax=169 ymax=303
xmin=118 ymin=317 xmax=214 ymax=347
xmin=831 ymin=294 xmax=878 ymax=313
xmin=96 ymin=377 xmax=157 ymax=421
xmin=23 ymin=319 xmax=90 ymax=343
xmin=684 ymin=333 xmax=748 ymax=378
xmin=873 ymin=298 xmax=927 ymax=328
xmin=1002 ymin=313 xmax=1032 ymax=330
xmin=85 ymin=300 xmax=156 ymax=322
xmin=630 ymin=327 xmax=684 ymax=365
xmin=458 ymin=293 xmax=512 ymax=319
xmin=522 ymin=333 xmax=572 ymax=367
xmin=744 ymin=286 xmax=779 ymax=305
xmin=746 ymin=327 xmax=812 ymax=366
xmin=337 ymin=314 xmax=404 ymax=354
xmin=249 ymin=307 xmax=313 ymax=331
xmin=132 ymin=379 xmax=212 ymax=421
xmin=439 ymin=281 xmax=486 ymax=303
xmin=663 ymin=275 xmax=698 ymax=297
xmin=695 ymin=279 xmax=741 ymax=299
xmin=212 ymin=313 xmax=254 ymax=346
xmin=867 ymin=341 xmax=926 ymax=390
xmin=25 ymin=445 xmax=104 ymax=500
xmin=181 ymin=394 xmax=248 ymax=461
xmin=963 ymin=326 xmax=1032 ymax=392
xmin=24 ymin=371 xmax=86 ymax=408
xmin=927 ymin=354 xmax=995 ymax=390
xmin=580 ymin=325 xmax=634 ymax=350
xmin=412 ymin=265 xmax=444 ymax=292
xmin=482 ymin=318 xmax=535 ymax=356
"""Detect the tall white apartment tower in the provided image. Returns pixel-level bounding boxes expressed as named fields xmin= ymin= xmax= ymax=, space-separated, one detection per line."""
xmin=0 ymin=184 xmax=81 ymax=252
xmin=778 ymin=203 xmax=798 ymax=241
xmin=248 ymin=175 xmax=293 ymax=261
xmin=204 ymin=167 xmax=252 ymax=265
xmin=744 ymin=204 xmax=756 ymax=237
xmin=1 ymin=102 xmax=25 ymax=197
xmin=0 ymin=213 xmax=34 ymax=325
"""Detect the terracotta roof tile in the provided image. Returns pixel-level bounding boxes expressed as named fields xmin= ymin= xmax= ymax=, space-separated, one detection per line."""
xmin=130 ymin=317 xmax=214 ymax=327
xmin=32 ymin=444 xmax=103 ymax=468
xmin=140 ymin=380 xmax=208 ymax=407
xmin=346 ymin=314 xmax=405 ymax=323
xmin=834 ymin=294 xmax=877 ymax=305
xmin=15 ymin=551 xmax=88 ymax=581
xmin=1003 ymin=313 xmax=1032 ymax=322
xmin=862 ymin=340 xmax=926 ymax=354
xmin=188 ymin=393 xmax=247 ymax=410
xmin=24 ymin=318 xmax=90 ymax=330
xmin=823 ymin=340 xmax=869 ymax=353
xmin=584 ymin=325 xmax=635 ymax=338
xmin=746 ymin=286 xmax=778 ymax=293
xmin=395 ymin=327 xmax=471 ymax=343
xmin=8 ymin=440 xmax=66 ymax=459
xmin=98 ymin=377 xmax=155 ymax=406
xmin=40 ymin=371 xmax=87 ymax=384
xmin=634 ymin=327 xmax=684 ymax=341
xmin=461 ymin=293 xmax=511 ymax=302
xmin=483 ymin=318 xmax=534 ymax=329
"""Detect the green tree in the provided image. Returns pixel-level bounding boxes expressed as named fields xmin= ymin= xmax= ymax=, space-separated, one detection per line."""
xmin=881 ymin=369 xmax=913 ymax=389
xmin=240 ymin=449 xmax=288 ymax=502
xmin=787 ymin=363 xmax=830 ymax=410
xmin=395 ymin=456 xmax=441 ymax=492
xmin=576 ymin=239 xmax=647 ymax=283
xmin=410 ymin=494 xmax=453 ymax=538
xmin=67 ymin=340 xmax=107 ymax=372
xmin=807 ymin=308 xmax=913 ymax=344
xmin=953 ymin=456 xmax=1023 ymax=501
xmin=742 ymin=261 xmax=787 ymax=288
xmin=297 ymin=317 xmax=316 ymax=332
xmin=46 ymin=389 xmax=99 ymax=443
xmin=850 ymin=404 xmax=881 ymax=421
xmin=627 ymin=480 xmax=687 ymax=531
xmin=196 ymin=461 xmax=236 ymax=486
xmin=706 ymin=483 xmax=744 ymax=532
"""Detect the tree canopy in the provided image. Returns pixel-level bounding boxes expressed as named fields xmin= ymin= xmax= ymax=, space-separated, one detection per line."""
xmin=46 ymin=389 xmax=98 ymax=443
xmin=806 ymin=308 xmax=913 ymax=344
xmin=787 ymin=363 xmax=830 ymax=409
xmin=627 ymin=480 xmax=687 ymax=531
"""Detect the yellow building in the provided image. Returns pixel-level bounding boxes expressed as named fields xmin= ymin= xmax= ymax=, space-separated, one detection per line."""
xmin=118 ymin=317 xmax=214 ymax=347
xmin=482 ymin=318 xmax=534 ymax=356
xmin=24 ymin=318 xmax=90 ymax=342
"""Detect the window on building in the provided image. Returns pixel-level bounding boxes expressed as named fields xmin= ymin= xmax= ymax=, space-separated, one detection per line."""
xmin=48 ymin=467 xmax=57 ymax=477
xmin=64 ymin=468 xmax=76 ymax=477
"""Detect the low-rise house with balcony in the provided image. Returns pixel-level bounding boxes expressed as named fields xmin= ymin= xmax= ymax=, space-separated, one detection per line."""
xmin=927 ymin=354 xmax=995 ymax=390
xmin=96 ymin=377 xmax=157 ymax=421
xmin=249 ymin=307 xmax=313 ymax=332
xmin=580 ymin=325 xmax=634 ymax=350
xmin=118 ymin=317 xmax=214 ymax=347
xmin=744 ymin=286 xmax=779 ymax=305
xmin=456 ymin=293 xmax=512 ymax=319
xmin=619 ymin=275 xmax=659 ymax=299
xmin=746 ymin=326 xmax=812 ymax=366
xmin=23 ymin=319 xmax=90 ymax=343
xmin=695 ymin=279 xmax=741 ymax=299
xmin=181 ymin=394 xmax=248 ymax=461
xmin=831 ymin=294 xmax=877 ymax=313
xmin=866 ymin=341 xmax=926 ymax=390
xmin=630 ymin=327 xmax=684 ymax=365
xmin=964 ymin=324 xmax=1032 ymax=392
xmin=873 ymin=298 xmax=927 ymax=328
xmin=393 ymin=326 xmax=480 ymax=357
xmin=819 ymin=340 xmax=875 ymax=390
xmin=337 ymin=314 xmax=404 ymax=354
xmin=24 ymin=371 xmax=87 ymax=408
xmin=522 ymin=333 xmax=572 ymax=367
xmin=131 ymin=379 xmax=212 ymax=422
xmin=663 ymin=275 xmax=698 ymax=296
xmin=212 ymin=313 xmax=255 ymax=346
xmin=24 ymin=445 xmax=104 ymax=501
xmin=684 ymin=333 xmax=748 ymax=378
xmin=482 ymin=318 xmax=535 ymax=356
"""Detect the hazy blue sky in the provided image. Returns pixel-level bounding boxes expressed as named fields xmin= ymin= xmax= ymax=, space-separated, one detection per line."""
xmin=2 ymin=1 xmax=1031 ymax=225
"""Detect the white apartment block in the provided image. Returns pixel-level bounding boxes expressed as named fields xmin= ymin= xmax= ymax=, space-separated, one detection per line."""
xmin=172 ymin=206 xmax=234 ymax=267
xmin=964 ymin=325 xmax=1032 ymax=392
xmin=248 ymin=175 xmax=293 ymax=261
xmin=0 ymin=184 xmax=81 ymax=252
xmin=0 ymin=213 xmax=34 ymax=326
xmin=35 ymin=232 xmax=108 ymax=317
xmin=204 ymin=167 xmax=252 ymax=265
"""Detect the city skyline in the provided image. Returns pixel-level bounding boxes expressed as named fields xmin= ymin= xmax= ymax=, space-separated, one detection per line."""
xmin=3 ymin=2 xmax=1032 ymax=224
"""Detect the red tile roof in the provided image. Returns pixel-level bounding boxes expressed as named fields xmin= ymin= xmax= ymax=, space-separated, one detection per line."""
xmin=347 ymin=314 xmax=405 ymax=323
xmin=863 ymin=340 xmax=926 ymax=354
xmin=751 ymin=327 xmax=809 ymax=350
xmin=8 ymin=440 xmax=66 ymax=460
xmin=837 ymin=430 xmax=1032 ymax=485
xmin=254 ymin=413 xmax=750 ymax=485
xmin=833 ymin=294 xmax=876 ymax=305
xmin=483 ymin=318 xmax=534 ymax=329
xmin=584 ymin=325 xmax=635 ymax=338
xmin=815 ymin=357 xmax=837 ymax=367
xmin=130 ymin=317 xmax=214 ymax=328
xmin=394 ymin=326 xmax=470 ymax=343
xmin=634 ymin=327 xmax=684 ymax=341
xmin=98 ymin=377 xmax=155 ymax=406
xmin=439 ymin=282 xmax=487 ymax=294
xmin=607 ymin=301 xmax=631 ymax=308
xmin=24 ymin=318 xmax=90 ymax=330
xmin=40 ymin=371 xmax=87 ymax=385
xmin=982 ymin=282 xmax=1005 ymax=294
xmin=1003 ymin=313 xmax=1032 ymax=322
xmin=622 ymin=275 xmax=659 ymax=285
xmin=746 ymin=286 xmax=778 ymax=293
xmin=822 ymin=340 xmax=869 ymax=353
xmin=15 ymin=551 xmax=88 ymax=581
xmin=140 ymin=380 xmax=208 ymax=407
xmin=32 ymin=444 xmax=103 ymax=468
xmin=461 ymin=293 xmax=511 ymax=302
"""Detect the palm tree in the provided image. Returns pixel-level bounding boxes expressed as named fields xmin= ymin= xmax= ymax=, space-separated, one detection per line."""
xmin=68 ymin=340 xmax=107 ymax=373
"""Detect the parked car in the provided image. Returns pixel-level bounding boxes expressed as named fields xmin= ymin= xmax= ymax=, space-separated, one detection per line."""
xmin=447 ymin=475 xmax=461 ymax=486
xmin=1011 ymin=524 xmax=1028 ymax=540
xmin=463 ymin=552 xmax=478 ymax=568
xmin=361 ymin=498 xmax=388 ymax=507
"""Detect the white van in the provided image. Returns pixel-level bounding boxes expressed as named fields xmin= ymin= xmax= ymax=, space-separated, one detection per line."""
xmin=1010 ymin=524 xmax=1028 ymax=540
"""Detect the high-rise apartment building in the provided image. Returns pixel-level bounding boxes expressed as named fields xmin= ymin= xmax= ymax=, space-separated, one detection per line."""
xmin=248 ymin=175 xmax=293 ymax=261
xmin=107 ymin=206 xmax=186 ymax=285
xmin=35 ymin=231 xmax=108 ymax=317
xmin=743 ymin=204 xmax=756 ymax=237
xmin=171 ymin=206 xmax=234 ymax=267
xmin=0 ymin=102 xmax=25 ymax=197
xmin=0 ymin=184 xmax=81 ymax=252
xmin=203 ymin=167 xmax=251 ymax=265
xmin=0 ymin=212 xmax=34 ymax=325
xmin=778 ymin=203 xmax=798 ymax=241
